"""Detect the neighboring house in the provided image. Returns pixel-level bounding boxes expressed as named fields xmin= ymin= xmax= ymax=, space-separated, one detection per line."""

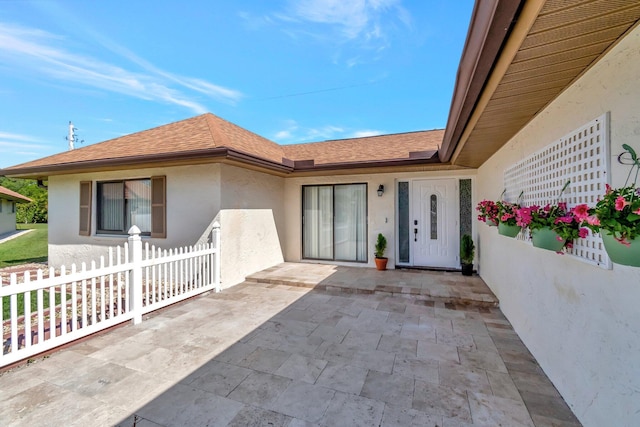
xmin=0 ymin=1 xmax=639 ymax=426
xmin=0 ymin=185 xmax=32 ymax=236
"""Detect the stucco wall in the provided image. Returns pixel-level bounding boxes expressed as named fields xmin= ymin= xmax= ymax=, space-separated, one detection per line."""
xmin=0 ymin=199 xmax=17 ymax=235
xmin=48 ymin=164 xmax=222 ymax=267
xmin=476 ymin=25 xmax=640 ymax=426
xmin=216 ymin=165 xmax=285 ymax=287
xmin=283 ymin=170 xmax=475 ymax=269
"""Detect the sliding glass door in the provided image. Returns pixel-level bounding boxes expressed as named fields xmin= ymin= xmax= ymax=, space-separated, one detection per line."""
xmin=303 ymin=184 xmax=367 ymax=262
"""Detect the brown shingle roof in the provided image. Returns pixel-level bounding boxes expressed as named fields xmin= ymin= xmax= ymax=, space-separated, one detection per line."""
xmin=283 ymin=130 xmax=443 ymax=165
xmin=0 ymin=113 xmax=444 ymax=177
xmin=0 ymin=186 xmax=32 ymax=203
xmin=4 ymin=113 xmax=285 ymax=171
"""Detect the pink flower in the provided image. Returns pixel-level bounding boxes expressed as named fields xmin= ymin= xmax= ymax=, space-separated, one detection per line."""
xmin=635 ymin=207 xmax=640 ymax=215
xmin=554 ymin=216 xmax=574 ymax=224
xmin=615 ymin=236 xmax=631 ymax=247
xmin=586 ymin=215 xmax=600 ymax=226
xmin=501 ymin=214 xmax=513 ymax=221
xmin=558 ymin=202 xmax=567 ymax=212
xmin=579 ymin=228 xmax=589 ymax=238
xmin=543 ymin=204 xmax=551 ymax=212
xmin=605 ymin=184 xmax=612 ymax=195
xmin=556 ymin=235 xmax=564 ymax=242
xmin=571 ymin=204 xmax=590 ymax=222
xmin=615 ymin=196 xmax=629 ymax=211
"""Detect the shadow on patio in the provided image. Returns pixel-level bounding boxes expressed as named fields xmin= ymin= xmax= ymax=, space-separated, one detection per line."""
xmin=0 ymin=265 xmax=580 ymax=426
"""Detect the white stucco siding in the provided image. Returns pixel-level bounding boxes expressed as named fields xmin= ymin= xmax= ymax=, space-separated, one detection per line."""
xmin=216 ymin=165 xmax=285 ymax=288
xmin=48 ymin=164 xmax=222 ymax=267
xmin=283 ymin=170 xmax=476 ymax=269
xmin=0 ymin=199 xmax=17 ymax=235
xmin=476 ymin=26 xmax=640 ymax=427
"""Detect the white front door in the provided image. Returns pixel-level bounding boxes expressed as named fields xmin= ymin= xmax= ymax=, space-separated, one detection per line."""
xmin=411 ymin=179 xmax=458 ymax=268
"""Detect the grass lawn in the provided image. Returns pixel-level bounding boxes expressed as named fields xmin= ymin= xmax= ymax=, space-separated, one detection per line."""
xmin=0 ymin=223 xmax=48 ymax=268
xmin=2 ymin=290 xmax=63 ymax=319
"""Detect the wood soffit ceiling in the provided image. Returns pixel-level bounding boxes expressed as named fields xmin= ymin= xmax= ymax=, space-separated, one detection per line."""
xmin=453 ymin=0 xmax=640 ymax=168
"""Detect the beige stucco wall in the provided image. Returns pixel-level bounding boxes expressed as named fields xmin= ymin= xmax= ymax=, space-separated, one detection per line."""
xmin=47 ymin=163 xmax=285 ymax=290
xmin=48 ymin=163 xmax=222 ymax=267
xmin=0 ymin=199 xmax=17 ymax=235
xmin=476 ymin=25 xmax=640 ymax=427
xmin=283 ymin=170 xmax=476 ymax=269
xmin=216 ymin=165 xmax=285 ymax=288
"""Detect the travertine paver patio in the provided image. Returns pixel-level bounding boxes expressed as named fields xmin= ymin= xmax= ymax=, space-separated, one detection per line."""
xmin=0 ymin=267 xmax=581 ymax=426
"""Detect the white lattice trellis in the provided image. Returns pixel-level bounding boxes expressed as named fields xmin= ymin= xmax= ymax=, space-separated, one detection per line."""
xmin=504 ymin=113 xmax=611 ymax=268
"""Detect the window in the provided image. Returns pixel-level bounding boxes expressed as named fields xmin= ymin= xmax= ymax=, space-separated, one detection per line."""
xmin=302 ymin=184 xmax=367 ymax=262
xmin=0 ymin=200 xmax=3 ymax=213
xmin=11 ymin=202 xmax=15 ymax=214
xmin=81 ymin=176 xmax=165 ymax=237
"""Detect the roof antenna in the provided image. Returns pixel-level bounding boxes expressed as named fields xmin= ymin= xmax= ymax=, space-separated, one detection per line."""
xmin=66 ymin=121 xmax=84 ymax=150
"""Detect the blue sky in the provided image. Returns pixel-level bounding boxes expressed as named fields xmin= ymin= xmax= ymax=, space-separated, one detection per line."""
xmin=0 ymin=0 xmax=474 ymax=168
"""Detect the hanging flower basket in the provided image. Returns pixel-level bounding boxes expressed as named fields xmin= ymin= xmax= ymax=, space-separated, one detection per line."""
xmin=531 ymin=227 xmax=566 ymax=252
xmin=487 ymin=219 xmax=498 ymax=227
xmin=601 ymin=233 xmax=640 ymax=267
xmin=498 ymin=222 xmax=521 ymax=237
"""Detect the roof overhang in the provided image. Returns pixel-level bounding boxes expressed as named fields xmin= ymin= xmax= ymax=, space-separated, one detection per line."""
xmin=441 ymin=0 xmax=640 ymax=168
xmin=0 ymin=147 xmax=461 ymax=180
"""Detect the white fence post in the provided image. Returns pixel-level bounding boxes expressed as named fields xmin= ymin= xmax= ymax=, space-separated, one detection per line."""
xmin=213 ymin=221 xmax=221 ymax=292
xmin=128 ymin=225 xmax=143 ymax=325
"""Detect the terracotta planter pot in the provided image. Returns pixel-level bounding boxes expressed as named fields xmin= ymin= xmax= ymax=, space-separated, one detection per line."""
xmin=375 ymin=257 xmax=388 ymax=271
xmin=601 ymin=233 xmax=640 ymax=267
xmin=531 ymin=227 xmax=565 ymax=252
xmin=498 ymin=222 xmax=521 ymax=237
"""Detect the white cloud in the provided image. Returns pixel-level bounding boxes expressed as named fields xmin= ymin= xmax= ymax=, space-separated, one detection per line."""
xmin=274 ymin=120 xmax=346 ymax=142
xmin=275 ymin=0 xmax=411 ymax=55
xmin=0 ymin=132 xmax=44 ymax=142
xmin=0 ymin=22 xmax=243 ymax=114
xmin=350 ymin=129 xmax=384 ymax=138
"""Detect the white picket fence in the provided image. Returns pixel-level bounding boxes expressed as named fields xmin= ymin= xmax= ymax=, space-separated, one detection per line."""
xmin=0 ymin=223 xmax=220 ymax=368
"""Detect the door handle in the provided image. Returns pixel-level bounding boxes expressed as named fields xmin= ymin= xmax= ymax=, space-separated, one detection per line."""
xmin=414 ymin=228 xmax=418 ymax=242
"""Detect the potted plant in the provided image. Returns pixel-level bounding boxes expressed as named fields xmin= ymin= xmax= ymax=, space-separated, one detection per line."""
xmin=513 ymin=181 xmax=588 ymax=252
xmin=460 ymin=234 xmax=474 ymax=276
xmin=583 ymin=144 xmax=640 ymax=266
xmin=476 ymin=200 xmax=499 ymax=226
xmin=496 ymin=200 xmax=522 ymax=237
xmin=374 ymin=233 xmax=388 ymax=270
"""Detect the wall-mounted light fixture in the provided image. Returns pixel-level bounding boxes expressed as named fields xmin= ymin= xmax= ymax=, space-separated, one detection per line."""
xmin=377 ymin=184 xmax=384 ymax=197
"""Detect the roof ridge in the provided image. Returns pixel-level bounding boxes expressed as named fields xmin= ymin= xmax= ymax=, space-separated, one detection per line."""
xmin=285 ymin=128 xmax=445 ymax=147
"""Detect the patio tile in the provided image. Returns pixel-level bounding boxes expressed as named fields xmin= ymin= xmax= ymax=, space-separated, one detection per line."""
xmin=0 ymin=265 xmax=579 ymax=427
xmin=183 ymin=360 xmax=253 ymax=397
xmin=377 ymin=334 xmax=418 ymax=358
xmin=392 ymin=356 xmax=439 ymax=383
xmin=315 ymin=361 xmax=369 ymax=395
xmin=268 ymin=381 xmax=336 ymax=423
xmin=309 ymin=323 xmax=350 ymax=343
xmin=227 ymin=405 xmax=293 ymax=427
xmin=380 ymin=403 xmax=443 ymax=426
xmin=416 ymin=340 xmax=460 ymax=363
xmin=237 ymin=347 xmax=291 ymax=374
xmin=436 ymin=329 xmax=476 ymax=351
xmin=520 ymin=390 xmax=581 ymax=423
xmin=486 ymin=370 xmax=522 ymax=401
xmin=468 ymin=391 xmax=534 ymax=426
xmin=227 ymin=371 xmax=292 ymax=408
xmin=320 ymin=391 xmax=385 ymax=427
xmin=412 ymin=380 xmax=472 ymax=421
xmin=134 ymin=383 xmax=243 ymax=427
xmin=458 ymin=348 xmax=508 ymax=373
xmin=438 ymin=361 xmax=492 ymax=394
xmin=342 ymin=329 xmax=382 ymax=350
xmin=275 ymin=353 xmax=328 ymax=383
xmin=361 ymin=370 xmax=415 ymax=409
